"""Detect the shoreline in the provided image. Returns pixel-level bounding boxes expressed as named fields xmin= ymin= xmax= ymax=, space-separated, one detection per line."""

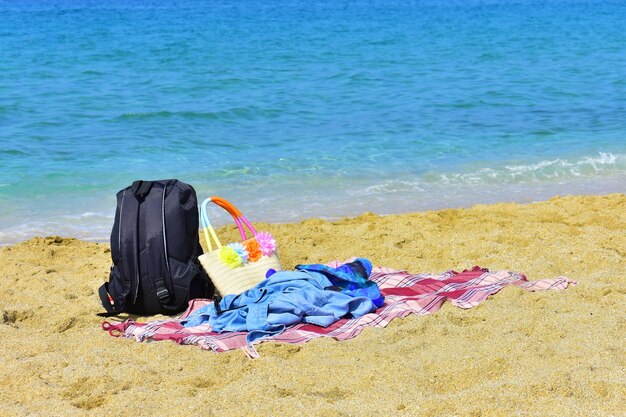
xmin=1 ymin=179 xmax=625 ymax=246
xmin=1 ymin=193 xmax=624 ymax=415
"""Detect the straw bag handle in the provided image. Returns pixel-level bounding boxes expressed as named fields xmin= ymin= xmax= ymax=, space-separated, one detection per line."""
xmin=209 ymin=196 xmax=259 ymax=239
xmin=200 ymin=197 xmax=259 ymax=252
xmin=200 ymin=198 xmax=244 ymax=251
xmin=200 ymin=198 xmax=224 ymax=252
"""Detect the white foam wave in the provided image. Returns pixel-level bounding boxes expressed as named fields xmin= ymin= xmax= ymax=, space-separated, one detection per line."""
xmin=59 ymin=211 xmax=112 ymax=219
xmin=433 ymin=152 xmax=626 ymax=185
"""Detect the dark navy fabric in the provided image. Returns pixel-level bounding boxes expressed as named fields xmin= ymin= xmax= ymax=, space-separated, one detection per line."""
xmin=296 ymin=258 xmax=385 ymax=308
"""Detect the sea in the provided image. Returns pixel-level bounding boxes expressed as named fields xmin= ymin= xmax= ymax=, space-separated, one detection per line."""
xmin=1 ymin=0 xmax=625 ymax=245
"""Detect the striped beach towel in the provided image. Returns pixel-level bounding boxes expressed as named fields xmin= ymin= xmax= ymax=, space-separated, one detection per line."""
xmin=102 ymin=265 xmax=573 ymax=358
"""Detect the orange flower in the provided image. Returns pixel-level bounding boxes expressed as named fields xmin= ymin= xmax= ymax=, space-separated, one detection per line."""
xmin=243 ymin=238 xmax=262 ymax=262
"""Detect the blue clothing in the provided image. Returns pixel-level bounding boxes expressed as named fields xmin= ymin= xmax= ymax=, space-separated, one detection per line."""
xmin=296 ymin=258 xmax=384 ymax=308
xmin=182 ymin=261 xmax=382 ymax=344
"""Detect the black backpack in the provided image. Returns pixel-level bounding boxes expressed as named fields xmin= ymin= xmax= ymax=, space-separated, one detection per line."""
xmin=98 ymin=179 xmax=214 ymax=316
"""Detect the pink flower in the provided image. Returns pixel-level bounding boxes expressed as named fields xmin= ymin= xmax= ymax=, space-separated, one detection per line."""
xmin=255 ymin=231 xmax=277 ymax=256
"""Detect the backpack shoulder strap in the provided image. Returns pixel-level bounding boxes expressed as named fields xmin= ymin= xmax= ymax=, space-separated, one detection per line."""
xmin=144 ymin=182 xmax=177 ymax=309
xmin=131 ymin=180 xmax=153 ymax=198
xmin=121 ymin=188 xmax=141 ymax=304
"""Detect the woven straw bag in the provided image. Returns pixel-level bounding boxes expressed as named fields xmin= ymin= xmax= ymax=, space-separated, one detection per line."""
xmin=198 ymin=196 xmax=282 ymax=296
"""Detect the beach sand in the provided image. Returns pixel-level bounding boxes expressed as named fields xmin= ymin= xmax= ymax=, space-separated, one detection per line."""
xmin=0 ymin=194 xmax=624 ymax=416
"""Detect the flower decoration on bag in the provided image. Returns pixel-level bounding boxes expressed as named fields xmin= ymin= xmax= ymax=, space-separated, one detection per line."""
xmin=219 ymin=245 xmax=243 ymax=268
xmin=228 ymin=242 xmax=249 ymax=263
xmin=243 ymin=238 xmax=262 ymax=262
xmin=255 ymin=231 xmax=277 ymax=256
xmin=217 ymin=235 xmax=276 ymax=267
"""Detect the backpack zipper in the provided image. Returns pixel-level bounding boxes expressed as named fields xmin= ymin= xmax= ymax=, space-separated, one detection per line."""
xmin=161 ymin=183 xmax=171 ymax=275
xmin=118 ymin=190 xmax=126 ymax=256
xmin=132 ymin=190 xmax=141 ymax=304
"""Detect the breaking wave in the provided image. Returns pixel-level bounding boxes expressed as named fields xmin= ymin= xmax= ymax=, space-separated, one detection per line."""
xmin=429 ymin=152 xmax=626 ymax=185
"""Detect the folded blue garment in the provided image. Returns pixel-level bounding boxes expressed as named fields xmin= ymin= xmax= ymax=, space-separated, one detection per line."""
xmin=181 ymin=259 xmax=383 ymax=344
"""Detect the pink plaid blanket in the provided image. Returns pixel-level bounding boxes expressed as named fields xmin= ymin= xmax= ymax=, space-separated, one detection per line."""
xmin=102 ymin=265 xmax=573 ymax=358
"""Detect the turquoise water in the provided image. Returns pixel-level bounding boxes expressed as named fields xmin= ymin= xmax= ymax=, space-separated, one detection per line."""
xmin=1 ymin=0 xmax=625 ymax=244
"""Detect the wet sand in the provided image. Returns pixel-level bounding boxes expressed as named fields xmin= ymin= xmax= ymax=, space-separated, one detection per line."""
xmin=0 ymin=194 xmax=624 ymax=416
